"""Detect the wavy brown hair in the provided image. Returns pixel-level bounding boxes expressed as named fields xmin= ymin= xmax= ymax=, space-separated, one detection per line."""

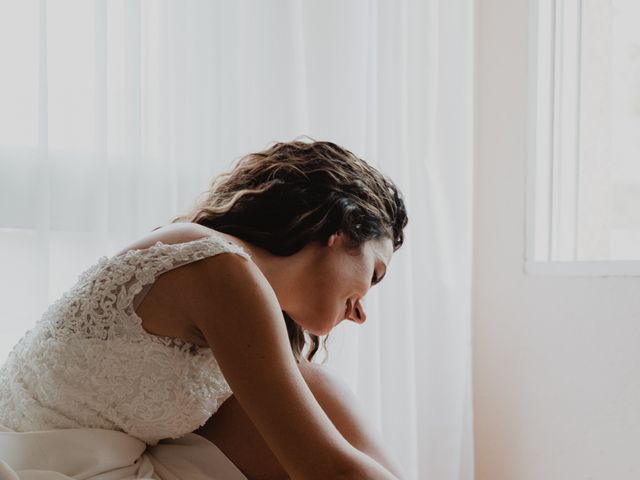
xmin=170 ymin=138 xmax=408 ymax=362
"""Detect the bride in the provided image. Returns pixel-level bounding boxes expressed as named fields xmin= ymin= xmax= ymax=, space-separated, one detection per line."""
xmin=0 ymin=139 xmax=408 ymax=480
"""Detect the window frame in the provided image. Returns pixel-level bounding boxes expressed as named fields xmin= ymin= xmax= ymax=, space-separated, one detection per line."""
xmin=525 ymin=0 xmax=640 ymax=277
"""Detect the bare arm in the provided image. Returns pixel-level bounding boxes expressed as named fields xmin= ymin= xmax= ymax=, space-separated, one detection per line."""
xmin=188 ymin=253 xmax=398 ymax=480
xmin=195 ymin=362 xmax=405 ymax=479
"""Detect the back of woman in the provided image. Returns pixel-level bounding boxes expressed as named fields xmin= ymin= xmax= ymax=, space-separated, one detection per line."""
xmin=0 ymin=230 xmax=251 ymax=445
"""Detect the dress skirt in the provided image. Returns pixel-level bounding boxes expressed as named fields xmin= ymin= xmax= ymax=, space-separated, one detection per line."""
xmin=0 ymin=423 xmax=248 ymax=480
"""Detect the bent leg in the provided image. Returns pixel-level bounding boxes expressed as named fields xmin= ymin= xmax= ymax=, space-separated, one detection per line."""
xmin=193 ymin=393 xmax=286 ymax=480
xmin=194 ymin=362 xmax=403 ymax=479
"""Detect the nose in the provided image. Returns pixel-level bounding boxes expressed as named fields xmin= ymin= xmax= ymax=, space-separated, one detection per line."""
xmin=345 ymin=298 xmax=366 ymax=324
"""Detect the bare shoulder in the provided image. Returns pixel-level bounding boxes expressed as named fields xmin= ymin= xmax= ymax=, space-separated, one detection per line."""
xmin=117 ymin=222 xmax=257 ymax=345
xmin=186 ymin=245 xmax=273 ymax=321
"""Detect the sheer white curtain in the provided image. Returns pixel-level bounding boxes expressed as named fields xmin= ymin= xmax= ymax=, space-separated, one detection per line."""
xmin=0 ymin=0 xmax=474 ymax=478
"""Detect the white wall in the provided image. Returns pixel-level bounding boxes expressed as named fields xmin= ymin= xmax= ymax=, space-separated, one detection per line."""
xmin=473 ymin=0 xmax=640 ymax=479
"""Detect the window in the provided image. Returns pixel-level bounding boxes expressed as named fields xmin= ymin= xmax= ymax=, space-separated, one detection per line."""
xmin=527 ymin=0 xmax=640 ymax=275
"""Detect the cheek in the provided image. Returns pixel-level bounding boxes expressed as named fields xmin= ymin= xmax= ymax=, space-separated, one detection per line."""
xmin=311 ymin=268 xmax=342 ymax=297
xmin=306 ymin=292 xmax=340 ymax=319
xmin=301 ymin=283 xmax=345 ymax=329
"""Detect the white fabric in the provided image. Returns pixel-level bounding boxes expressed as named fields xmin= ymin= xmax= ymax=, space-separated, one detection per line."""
xmin=0 ymin=425 xmax=247 ymax=480
xmin=0 ymin=235 xmax=251 ymax=446
xmin=0 ymin=1 xmax=475 ymax=478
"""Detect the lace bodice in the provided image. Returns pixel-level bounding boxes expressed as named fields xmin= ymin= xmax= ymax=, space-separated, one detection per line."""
xmin=0 ymin=234 xmax=252 ymax=445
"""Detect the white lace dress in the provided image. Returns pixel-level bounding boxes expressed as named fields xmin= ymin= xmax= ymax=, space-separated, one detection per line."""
xmin=0 ymin=234 xmax=252 ymax=446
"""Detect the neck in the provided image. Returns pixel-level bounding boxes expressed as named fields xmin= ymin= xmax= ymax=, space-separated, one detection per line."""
xmin=239 ymin=241 xmax=308 ymax=310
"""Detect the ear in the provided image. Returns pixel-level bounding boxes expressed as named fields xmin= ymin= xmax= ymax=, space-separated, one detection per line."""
xmin=326 ymin=231 xmax=343 ymax=247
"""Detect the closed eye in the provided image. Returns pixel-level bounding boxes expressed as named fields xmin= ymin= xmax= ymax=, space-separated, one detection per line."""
xmin=371 ymin=266 xmax=387 ymax=286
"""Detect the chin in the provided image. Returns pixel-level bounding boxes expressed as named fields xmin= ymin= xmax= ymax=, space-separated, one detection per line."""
xmin=298 ymin=321 xmax=332 ymax=338
xmin=283 ymin=312 xmax=325 ymax=336
xmin=308 ymin=327 xmax=331 ymax=337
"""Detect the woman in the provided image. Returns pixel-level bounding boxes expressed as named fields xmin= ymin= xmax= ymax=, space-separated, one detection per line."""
xmin=0 ymin=140 xmax=408 ymax=479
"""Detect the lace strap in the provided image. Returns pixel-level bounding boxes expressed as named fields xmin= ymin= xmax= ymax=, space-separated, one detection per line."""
xmin=75 ymin=235 xmax=250 ymax=287
xmin=120 ymin=234 xmax=252 ymax=311
xmin=43 ymin=235 xmax=252 ymax=344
